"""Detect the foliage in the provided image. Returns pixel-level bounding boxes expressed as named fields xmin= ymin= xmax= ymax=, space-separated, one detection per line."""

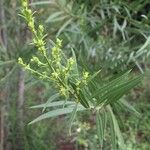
xmin=33 ymin=0 xmax=150 ymax=73
xmin=17 ymin=0 xmax=148 ymax=149
xmin=0 ymin=0 xmax=149 ymax=149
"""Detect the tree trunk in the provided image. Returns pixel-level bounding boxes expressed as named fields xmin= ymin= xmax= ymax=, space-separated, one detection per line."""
xmin=15 ymin=69 xmax=25 ymax=150
xmin=0 ymin=0 xmax=10 ymax=149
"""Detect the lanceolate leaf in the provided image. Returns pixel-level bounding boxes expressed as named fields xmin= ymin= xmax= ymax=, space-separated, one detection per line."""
xmin=30 ymin=100 xmax=75 ymax=109
xmin=92 ymin=70 xmax=131 ymax=99
xmin=92 ymin=73 xmax=143 ymax=106
xmin=0 ymin=60 xmax=14 ymax=66
xmin=96 ymin=110 xmax=107 ymax=147
xmin=87 ymin=70 xmax=101 ymax=83
xmin=118 ymin=99 xmax=141 ymax=117
xmin=29 ymin=105 xmax=85 ymax=124
xmin=30 ymin=1 xmax=55 ymax=6
xmin=68 ymin=103 xmax=78 ymax=135
xmin=70 ymin=48 xmax=79 ymax=79
xmin=135 ymin=36 xmax=150 ymax=58
xmin=42 ymin=93 xmax=60 ymax=111
xmin=57 ymin=18 xmax=73 ymax=37
xmin=104 ymin=74 xmax=143 ymax=105
xmin=78 ymin=90 xmax=90 ymax=108
xmin=109 ymin=111 xmax=117 ymax=150
xmin=46 ymin=11 xmax=64 ymax=23
xmin=107 ymin=106 xmax=125 ymax=150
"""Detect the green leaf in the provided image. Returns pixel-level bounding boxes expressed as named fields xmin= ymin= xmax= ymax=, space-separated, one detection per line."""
xmin=0 ymin=65 xmax=17 ymax=83
xmin=78 ymin=90 xmax=90 ymax=108
xmin=92 ymin=70 xmax=131 ymax=99
xmin=29 ymin=105 xmax=85 ymax=124
xmin=96 ymin=110 xmax=107 ymax=147
xmin=56 ymin=18 xmax=73 ymax=37
xmin=87 ymin=70 xmax=101 ymax=83
xmin=42 ymin=93 xmax=60 ymax=111
xmin=105 ymin=74 xmax=143 ymax=105
xmin=107 ymin=106 xmax=125 ymax=150
xmin=135 ymin=36 xmax=150 ymax=58
xmin=30 ymin=1 xmax=55 ymax=6
xmin=68 ymin=103 xmax=78 ymax=135
xmin=118 ymin=99 xmax=141 ymax=117
xmin=30 ymin=100 xmax=75 ymax=109
xmin=94 ymin=73 xmax=143 ymax=106
xmin=46 ymin=12 xmax=64 ymax=23
xmin=59 ymin=0 xmax=67 ymax=7
xmin=70 ymin=48 xmax=79 ymax=79
xmin=109 ymin=112 xmax=116 ymax=150
xmin=0 ymin=60 xmax=14 ymax=66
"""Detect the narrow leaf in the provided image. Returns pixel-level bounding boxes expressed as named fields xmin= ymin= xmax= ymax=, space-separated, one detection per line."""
xmin=29 ymin=105 xmax=85 ymax=124
xmin=42 ymin=93 xmax=60 ymax=112
xmin=118 ymin=99 xmax=141 ymax=117
xmin=107 ymin=106 xmax=125 ymax=150
xmin=30 ymin=1 xmax=55 ymax=6
xmin=30 ymin=101 xmax=75 ymax=109
xmin=68 ymin=103 xmax=78 ymax=135
xmin=96 ymin=110 xmax=106 ymax=147
xmin=46 ymin=12 xmax=63 ymax=23
xmin=57 ymin=18 xmax=72 ymax=37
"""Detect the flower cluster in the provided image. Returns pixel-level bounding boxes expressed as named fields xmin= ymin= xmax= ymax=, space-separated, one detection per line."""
xmin=20 ymin=0 xmax=46 ymax=55
xmin=18 ymin=57 xmax=30 ymax=69
xmin=51 ymin=38 xmax=62 ymax=67
xmin=30 ymin=56 xmax=45 ymax=66
xmin=19 ymin=0 xmax=90 ymax=108
xmin=50 ymin=39 xmax=76 ymax=98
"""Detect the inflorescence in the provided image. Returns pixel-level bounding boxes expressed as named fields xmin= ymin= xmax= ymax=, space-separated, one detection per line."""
xmin=18 ymin=0 xmax=90 ymax=108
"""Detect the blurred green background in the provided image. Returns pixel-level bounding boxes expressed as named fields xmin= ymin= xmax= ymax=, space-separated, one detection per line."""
xmin=0 ymin=0 xmax=150 ymax=149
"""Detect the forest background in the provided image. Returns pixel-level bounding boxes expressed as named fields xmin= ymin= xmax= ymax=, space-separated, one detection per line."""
xmin=0 ymin=0 xmax=150 ymax=150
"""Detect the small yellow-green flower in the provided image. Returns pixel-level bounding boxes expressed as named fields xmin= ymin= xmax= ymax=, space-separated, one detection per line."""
xmin=83 ymin=71 xmax=89 ymax=79
xmin=52 ymin=72 xmax=59 ymax=79
xmin=68 ymin=57 xmax=75 ymax=66
xmin=56 ymin=38 xmax=62 ymax=47
xmin=18 ymin=57 xmax=24 ymax=65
